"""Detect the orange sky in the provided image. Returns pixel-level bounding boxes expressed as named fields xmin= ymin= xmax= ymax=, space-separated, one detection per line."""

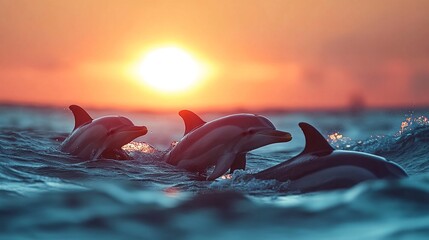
xmin=1 ymin=0 xmax=429 ymax=111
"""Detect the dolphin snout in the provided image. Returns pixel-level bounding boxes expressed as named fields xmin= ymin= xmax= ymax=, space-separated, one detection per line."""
xmin=257 ymin=130 xmax=292 ymax=142
xmin=122 ymin=126 xmax=148 ymax=136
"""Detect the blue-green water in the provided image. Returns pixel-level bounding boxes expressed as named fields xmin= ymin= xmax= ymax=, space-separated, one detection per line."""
xmin=1 ymin=105 xmax=429 ymax=239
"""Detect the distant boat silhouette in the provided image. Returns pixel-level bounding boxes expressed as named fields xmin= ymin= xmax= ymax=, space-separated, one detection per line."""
xmin=348 ymin=93 xmax=366 ymax=114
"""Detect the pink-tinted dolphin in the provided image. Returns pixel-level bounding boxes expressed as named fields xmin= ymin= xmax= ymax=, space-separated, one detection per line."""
xmin=165 ymin=110 xmax=292 ymax=180
xmin=60 ymin=105 xmax=148 ymax=160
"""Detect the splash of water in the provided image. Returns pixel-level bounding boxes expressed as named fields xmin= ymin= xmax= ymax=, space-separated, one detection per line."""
xmin=397 ymin=115 xmax=429 ymax=135
xmin=122 ymin=142 xmax=157 ymax=153
xmin=327 ymin=132 xmax=352 ymax=149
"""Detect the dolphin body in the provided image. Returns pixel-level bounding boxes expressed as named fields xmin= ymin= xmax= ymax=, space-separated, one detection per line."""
xmin=60 ymin=105 xmax=148 ymax=160
xmin=252 ymin=122 xmax=408 ymax=192
xmin=165 ymin=110 xmax=292 ymax=180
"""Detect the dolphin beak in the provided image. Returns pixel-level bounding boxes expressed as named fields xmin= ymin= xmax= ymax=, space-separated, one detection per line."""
xmin=257 ymin=129 xmax=292 ymax=142
xmin=120 ymin=126 xmax=148 ymax=137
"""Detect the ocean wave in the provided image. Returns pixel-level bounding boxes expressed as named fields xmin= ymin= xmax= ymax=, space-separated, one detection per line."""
xmin=2 ymin=107 xmax=429 ymax=239
xmin=327 ymin=116 xmax=429 ymax=175
xmin=1 ymin=175 xmax=429 ymax=239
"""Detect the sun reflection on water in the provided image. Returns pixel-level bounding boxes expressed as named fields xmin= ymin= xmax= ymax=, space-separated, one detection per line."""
xmin=122 ymin=142 xmax=157 ymax=153
xmin=398 ymin=115 xmax=429 ymax=135
xmin=327 ymin=132 xmax=352 ymax=149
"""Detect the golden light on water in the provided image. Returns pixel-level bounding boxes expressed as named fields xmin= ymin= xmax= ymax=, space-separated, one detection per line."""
xmin=122 ymin=142 xmax=157 ymax=153
xmin=327 ymin=132 xmax=351 ymax=149
xmin=398 ymin=116 xmax=429 ymax=135
xmin=134 ymin=47 xmax=205 ymax=93
xmin=328 ymin=132 xmax=343 ymax=141
xmin=221 ymin=174 xmax=233 ymax=180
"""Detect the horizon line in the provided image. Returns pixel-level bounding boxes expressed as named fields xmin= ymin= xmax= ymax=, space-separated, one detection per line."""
xmin=1 ymin=100 xmax=429 ymax=115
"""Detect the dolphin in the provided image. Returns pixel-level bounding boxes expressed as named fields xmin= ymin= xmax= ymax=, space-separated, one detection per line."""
xmin=164 ymin=110 xmax=292 ymax=180
xmin=252 ymin=122 xmax=408 ymax=192
xmin=60 ymin=105 xmax=148 ymax=160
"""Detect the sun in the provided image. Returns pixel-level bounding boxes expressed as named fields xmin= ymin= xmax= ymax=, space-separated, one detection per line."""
xmin=135 ymin=47 xmax=204 ymax=93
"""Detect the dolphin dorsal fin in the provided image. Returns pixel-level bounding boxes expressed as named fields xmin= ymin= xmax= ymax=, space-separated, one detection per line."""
xmin=69 ymin=105 xmax=93 ymax=131
xmin=299 ymin=122 xmax=334 ymax=154
xmin=179 ymin=110 xmax=206 ymax=135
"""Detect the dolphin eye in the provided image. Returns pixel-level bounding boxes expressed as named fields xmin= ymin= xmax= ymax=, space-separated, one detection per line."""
xmin=107 ymin=129 xmax=117 ymax=135
xmin=242 ymin=130 xmax=255 ymax=136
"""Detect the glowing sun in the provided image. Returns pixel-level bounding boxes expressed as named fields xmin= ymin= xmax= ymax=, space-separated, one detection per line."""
xmin=136 ymin=47 xmax=204 ymax=92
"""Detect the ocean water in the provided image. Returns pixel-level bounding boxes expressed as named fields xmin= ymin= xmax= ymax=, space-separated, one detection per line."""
xmin=1 ymin=105 xmax=429 ymax=240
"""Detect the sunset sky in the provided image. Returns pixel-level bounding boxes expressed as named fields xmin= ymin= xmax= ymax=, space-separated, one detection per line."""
xmin=1 ymin=0 xmax=429 ymax=111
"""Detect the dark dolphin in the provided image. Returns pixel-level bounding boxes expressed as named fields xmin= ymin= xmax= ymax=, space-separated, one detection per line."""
xmin=252 ymin=122 xmax=408 ymax=192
